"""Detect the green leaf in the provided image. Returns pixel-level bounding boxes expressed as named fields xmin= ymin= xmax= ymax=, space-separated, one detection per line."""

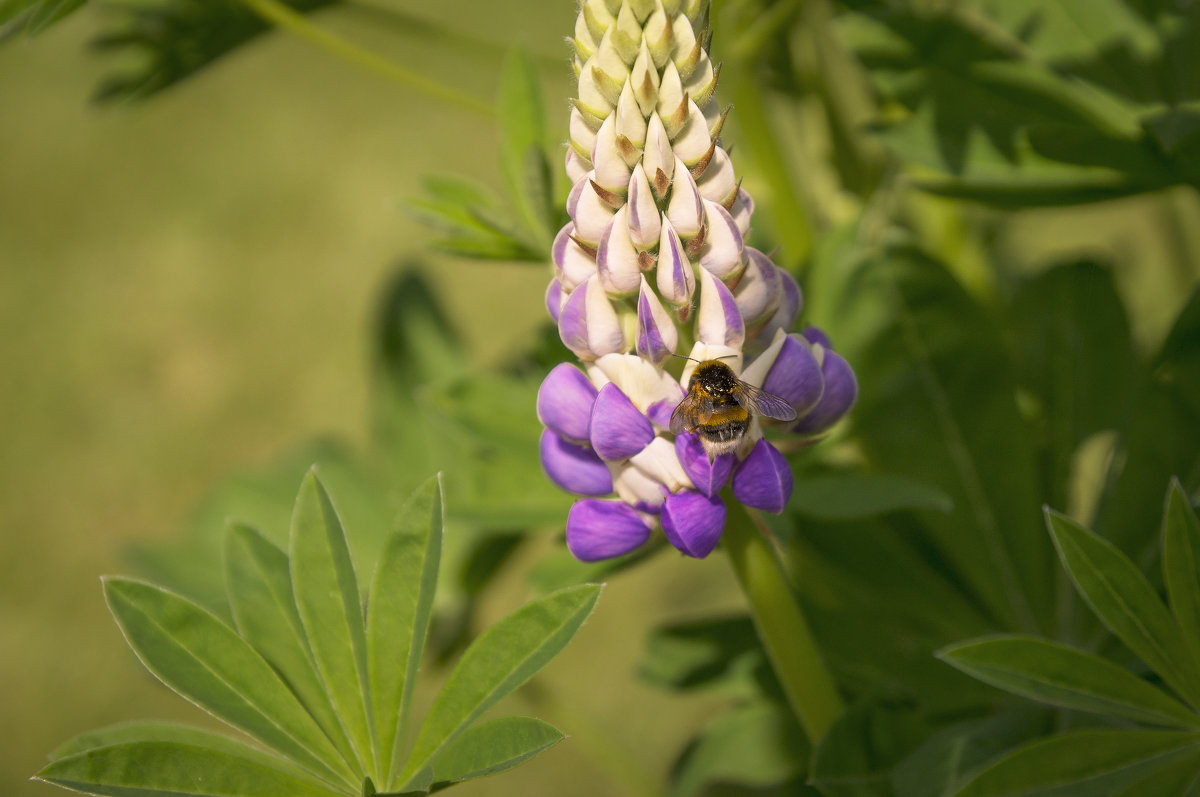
xmin=788 ymin=473 xmax=953 ymax=520
xmin=805 ymin=241 xmax=1051 ymax=633
xmin=670 ymin=701 xmax=807 ymax=797
xmin=223 ymin=523 xmax=357 ymax=767
xmin=89 ymin=0 xmax=338 ymax=102
xmin=938 ymin=635 xmax=1200 ymax=728
xmin=1007 ymin=260 xmax=1136 ymax=511
xmin=429 ymin=717 xmax=564 ymax=788
xmin=47 ymin=721 xmax=333 ymax=789
xmin=0 ymin=0 xmax=86 ymax=39
xmin=290 ymin=471 xmax=375 ymax=776
xmin=810 ymin=700 xmax=929 ymax=797
xmin=1163 ymin=480 xmax=1200 ymax=674
xmin=498 ymin=47 xmax=554 ymax=251
xmin=367 ymin=475 xmax=444 ymax=789
xmin=38 ymin=738 xmax=345 ymax=797
xmin=396 ymin=583 xmax=603 ymax=789
xmin=892 ymin=711 xmax=1053 ymax=797
xmin=1110 ymin=748 xmax=1200 ymax=797
xmin=102 ymin=577 xmax=356 ymax=788
xmin=1097 ymin=289 xmax=1200 ymax=555
xmin=953 ymin=729 xmax=1200 ymax=797
xmin=1046 ymin=509 xmax=1200 ymax=709
xmin=639 ymin=616 xmax=767 ymax=694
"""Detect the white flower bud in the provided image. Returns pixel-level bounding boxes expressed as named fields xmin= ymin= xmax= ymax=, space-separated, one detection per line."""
xmin=592 ymin=115 xmax=632 ymax=193
xmin=695 ymin=265 xmax=745 ymax=350
xmin=666 ymin=157 xmax=704 ymax=237
xmin=671 ymin=100 xmax=712 ymax=168
xmin=566 ymin=148 xmax=591 ymax=186
xmin=553 ymin=223 xmax=599 ymax=291
xmin=642 ymin=114 xmax=675 ymax=197
xmin=570 ymin=107 xmax=598 ymax=159
xmin=630 ymin=41 xmax=660 ymax=117
xmin=613 ymin=3 xmax=642 ymax=65
xmin=597 ymin=207 xmax=642 ymax=296
xmin=645 ymin=5 xmax=673 ymax=68
xmin=698 ymin=199 xmax=744 ymax=281
xmin=655 ymin=219 xmax=695 ymax=306
xmin=697 ymin=147 xmax=737 ymax=205
xmin=656 ymin=61 xmax=686 ymax=121
xmin=615 ymin=82 xmax=648 ymax=152
xmin=571 ymin=174 xmax=617 ymax=244
xmin=626 ymin=164 xmax=662 ymax=249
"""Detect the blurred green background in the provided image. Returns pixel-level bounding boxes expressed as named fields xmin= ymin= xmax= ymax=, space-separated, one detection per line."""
xmin=4 ymin=1 xmax=1200 ymax=796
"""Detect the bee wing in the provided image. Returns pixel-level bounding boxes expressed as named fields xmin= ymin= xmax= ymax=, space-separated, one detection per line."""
xmin=733 ymin=381 xmax=798 ymax=422
xmin=670 ymin=392 xmax=713 ymax=435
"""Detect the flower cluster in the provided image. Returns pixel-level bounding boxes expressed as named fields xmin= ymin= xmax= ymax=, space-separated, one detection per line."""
xmin=540 ymin=0 xmax=856 ymax=561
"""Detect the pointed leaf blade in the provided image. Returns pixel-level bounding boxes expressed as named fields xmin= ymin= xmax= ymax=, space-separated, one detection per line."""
xmin=938 ymin=635 xmax=1200 ymax=728
xmin=102 ymin=577 xmax=355 ymax=788
xmin=290 ymin=471 xmax=375 ymax=776
xmin=47 ymin=721 xmax=334 ymax=788
xmin=223 ymin=522 xmax=358 ymax=768
xmin=367 ymin=475 xmax=444 ymax=788
xmin=397 ymin=584 xmax=602 ymax=787
xmin=1163 ymin=480 xmax=1200 ymax=670
xmin=1046 ymin=509 xmax=1200 ymax=707
xmin=954 ymin=729 xmax=1200 ymax=797
xmin=429 ymin=716 xmax=564 ymax=787
xmin=38 ymin=738 xmax=345 ymax=797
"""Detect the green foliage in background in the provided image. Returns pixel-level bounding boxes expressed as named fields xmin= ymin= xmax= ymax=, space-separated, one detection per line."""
xmin=8 ymin=0 xmax=1200 ymax=795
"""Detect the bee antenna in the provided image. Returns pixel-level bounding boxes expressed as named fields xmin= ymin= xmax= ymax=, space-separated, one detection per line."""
xmin=669 ymin=353 xmax=702 ymax=364
xmin=717 ymin=354 xmax=739 ymax=361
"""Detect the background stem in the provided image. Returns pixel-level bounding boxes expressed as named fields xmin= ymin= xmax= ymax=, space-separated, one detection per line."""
xmin=722 ymin=503 xmax=843 ymax=741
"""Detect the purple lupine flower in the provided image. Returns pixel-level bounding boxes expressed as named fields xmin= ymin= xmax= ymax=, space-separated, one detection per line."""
xmin=539 ymin=0 xmax=857 ymax=561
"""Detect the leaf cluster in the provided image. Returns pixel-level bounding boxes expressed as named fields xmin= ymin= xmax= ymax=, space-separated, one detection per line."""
xmin=39 ymin=473 xmax=601 ymax=796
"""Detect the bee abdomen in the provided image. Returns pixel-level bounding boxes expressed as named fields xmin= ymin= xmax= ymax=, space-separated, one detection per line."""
xmin=698 ymin=419 xmax=748 ymax=443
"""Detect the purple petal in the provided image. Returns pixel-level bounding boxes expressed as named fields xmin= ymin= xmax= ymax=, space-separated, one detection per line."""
xmin=540 ymin=430 xmax=613 ymax=495
xmin=636 ymin=279 xmax=678 ymax=366
xmin=793 ymin=350 xmax=858 ymax=435
xmin=557 ymin=276 xmax=626 ymax=359
xmin=589 ymin=382 xmax=655 ymax=461
xmin=661 ymin=490 xmax=726 ymax=558
xmin=566 ymin=499 xmax=652 ymax=561
xmin=537 ymin=363 xmax=599 ymax=443
xmin=802 ymin=325 xmax=832 ymax=350
xmin=696 ymin=266 xmax=745 ymax=349
xmin=732 ymin=439 xmax=793 ymax=514
xmin=545 ymin=278 xmax=562 ymax=323
xmin=752 ymin=268 xmax=803 ymax=347
xmin=674 ymin=432 xmax=734 ymax=497
xmin=646 ymin=395 xmax=681 ymax=430
xmin=761 ymin=334 xmax=825 ymax=417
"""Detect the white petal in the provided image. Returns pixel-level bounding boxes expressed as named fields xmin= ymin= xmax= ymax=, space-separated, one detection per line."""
xmin=671 ymin=100 xmax=712 ymax=167
xmin=612 ymin=462 xmax=667 ymax=510
xmin=642 ymin=114 xmax=675 ymax=193
xmin=572 ymin=174 xmax=617 ymax=244
xmin=680 ymin=340 xmax=742 ymax=388
xmin=592 ymin=115 xmax=632 ymax=192
xmin=656 ymin=61 xmax=685 ymax=120
xmin=739 ymin=328 xmax=788 ymax=388
xmin=569 ymin=107 xmax=597 ymax=159
xmin=615 ymin=82 xmax=648 ymax=150
xmin=591 ymin=352 xmax=683 ymax=411
xmin=631 ymin=40 xmax=660 ymax=116
xmin=697 ymin=147 xmax=737 ymax=205
xmin=698 ymin=199 xmax=745 ymax=281
xmin=630 ymin=437 xmax=694 ymax=492
xmin=597 ymin=206 xmax=642 ymax=296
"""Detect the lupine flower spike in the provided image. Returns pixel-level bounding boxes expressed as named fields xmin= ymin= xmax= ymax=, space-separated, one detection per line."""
xmin=540 ymin=0 xmax=857 ymax=562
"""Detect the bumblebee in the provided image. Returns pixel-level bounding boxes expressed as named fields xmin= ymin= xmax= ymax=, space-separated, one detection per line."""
xmin=670 ymin=359 xmax=797 ymax=458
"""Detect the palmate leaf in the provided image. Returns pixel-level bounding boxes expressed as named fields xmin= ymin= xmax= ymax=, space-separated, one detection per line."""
xmin=1163 ymin=480 xmax=1200 ymax=671
xmin=1047 ymin=509 xmax=1200 ymax=709
xmin=938 ymin=635 xmax=1200 ymax=728
xmin=396 ymin=583 xmax=603 ymax=791
xmin=224 ymin=522 xmax=358 ymax=770
xmin=429 ymin=717 xmax=564 ymax=790
xmin=838 ymin=1 xmax=1200 ymax=202
xmin=89 ymin=0 xmax=338 ymax=102
xmin=102 ymin=577 xmax=357 ymax=789
xmin=41 ymin=721 xmax=342 ymax=796
xmin=49 ymin=473 xmax=597 ymax=796
xmin=952 ymin=729 xmax=1200 ymax=797
xmin=289 ymin=472 xmax=375 ymax=776
xmin=367 ymin=475 xmax=443 ymax=790
xmin=0 ymin=0 xmax=86 ymax=39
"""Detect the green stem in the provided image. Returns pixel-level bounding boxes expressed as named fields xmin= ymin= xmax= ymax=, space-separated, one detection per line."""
xmin=722 ymin=503 xmax=843 ymax=741
xmin=238 ymin=0 xmax=494 ymax=117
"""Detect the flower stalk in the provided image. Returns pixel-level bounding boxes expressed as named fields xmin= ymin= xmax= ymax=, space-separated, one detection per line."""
xmin=722 ymin=503 xmax=844 ymax=740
